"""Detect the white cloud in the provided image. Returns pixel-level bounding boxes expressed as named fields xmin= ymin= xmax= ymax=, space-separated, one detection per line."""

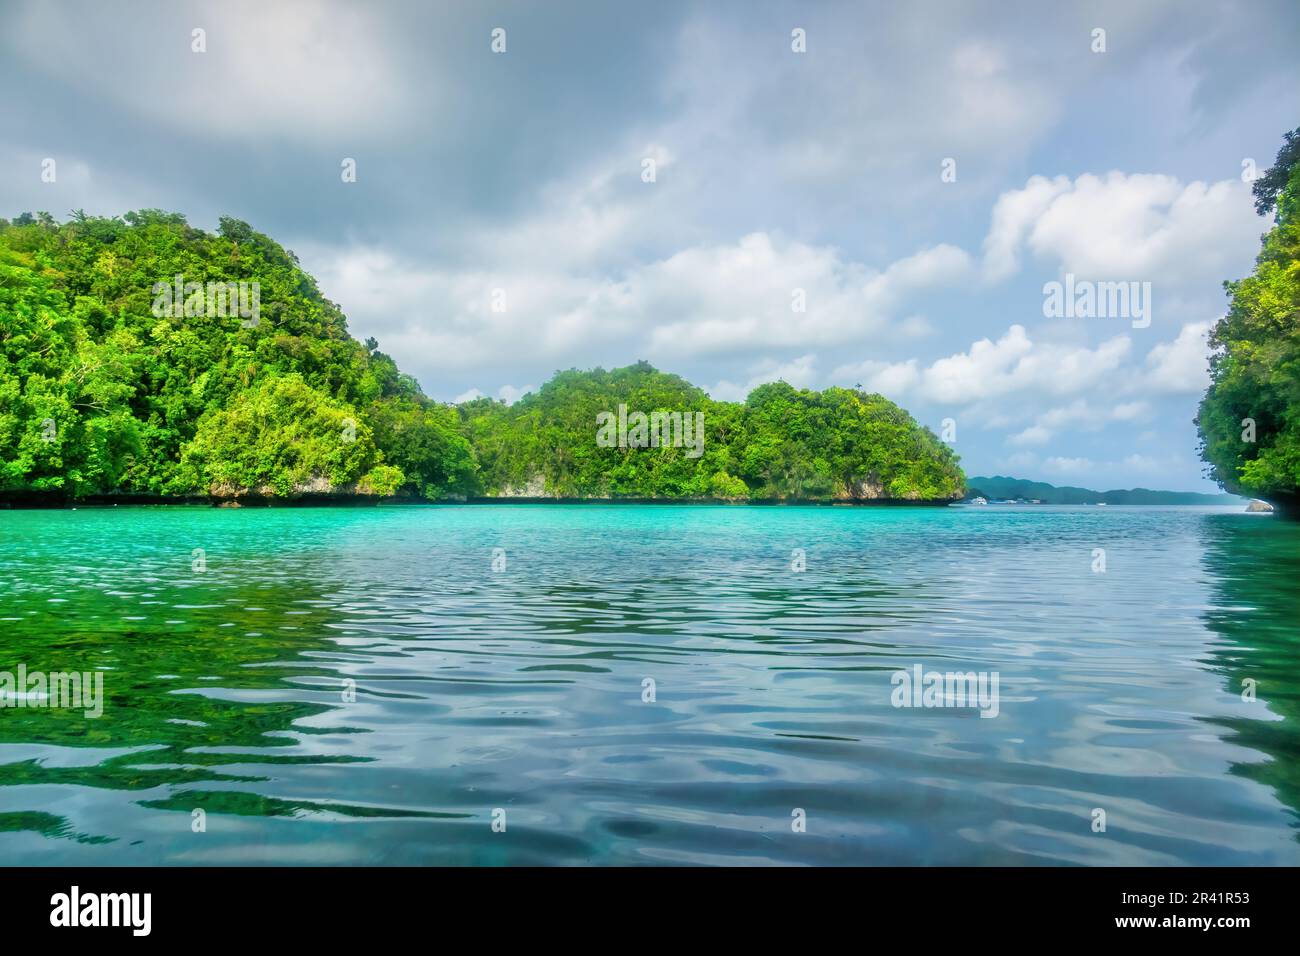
xmin=497 ymin=384 xmax=535 ymax=405
xmin=707 ymin=354 xmax=819 ymax=402
xmin=1144 ymin=320 xmax=1213 ymax=394
xmin=1006 ymin=399 xmax=1153 ymax=446
xmin=830 ymin=358 xmax=922 ymax=397
xmin=982 ymin=175 xmax=1073 ymax=280
xmin=297 ymin=245 xmax=638 ymax=373
xmin=1008 ymin=425 xmax=1053 ymax=447
xmin=643 ymin=236 xmax=973 ymax=357
xmin=450 ymin=385 xmax=534 ymax=405
xmin=1123 ymin=453 xmax=1163 ymax=473
xmin=831 ymin=317 xmax=1208 ymax=473
xmin=1003 ymin=451 xmax=1040 ymax=470
xmin=8 ymin=1 xmax=413 ymax=140
xmin=997 ymin=450 xmax=1189 ymax=487
xmin=983 ymin=172 xmax=1261 ymax=285
xmin=302 ymin=231 xmax=974 ymax=383
xmin=1042 ymin=456 xmax=1095 ymax=475
xmin=1111 ymin=401 xmax=1150 ymax=421
xmin=899 ymin=315 xmax=937 ymax=338
xmin=852 ymin=325 xmax=1132 ymax=405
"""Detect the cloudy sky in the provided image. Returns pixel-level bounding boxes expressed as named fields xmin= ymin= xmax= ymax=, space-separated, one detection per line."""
xmin=3 ymin=0 xmax=1297 ymax=491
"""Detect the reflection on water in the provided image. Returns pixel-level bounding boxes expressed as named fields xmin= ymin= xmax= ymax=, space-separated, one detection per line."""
xmin=1 ymin=504 xmax=1298 ymax=865
xmin=1199 ymin=514 xmax=1300 ymax=836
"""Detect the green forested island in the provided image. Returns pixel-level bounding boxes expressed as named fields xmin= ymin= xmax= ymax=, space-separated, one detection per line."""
xmin=0 ymin=212 xmax=964 ymax=505
xmin=965 ymin=476 xmax=1242 ymax=506
xmin=1197 ymin=129 xmax=1300 ymax=516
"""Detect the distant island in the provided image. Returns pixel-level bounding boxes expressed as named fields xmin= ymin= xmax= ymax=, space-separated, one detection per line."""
xmin=0 ymin=212 xmax=962 ymax=507
xmin=965 ymin=476 xmax=1244 ymax=506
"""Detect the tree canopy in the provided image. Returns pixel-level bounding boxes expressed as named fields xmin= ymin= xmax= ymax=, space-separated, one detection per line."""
xmin=460 ymin=362 xmax=964 ymax=501
xmin=1 ymin=212 xmax=963 ymax=504
xmin=1197 ymin=128 xmax=1300 ymax=515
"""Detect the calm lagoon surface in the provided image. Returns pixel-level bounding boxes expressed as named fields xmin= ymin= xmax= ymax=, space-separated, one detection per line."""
xmin=1 ymin=503 xmax=1298 ymax=865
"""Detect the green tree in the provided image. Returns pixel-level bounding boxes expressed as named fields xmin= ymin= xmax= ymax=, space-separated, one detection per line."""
xmin=179 ymin=373 xmax=395 ymax=497
xmin=0 ymin=211 xmax=473 ymax=501
xmin=369 ymin=397 xmax=478 ymax=498
xmin=462 ymin=363 xmax=963 ymax=501
xmin=1197 ymin=129 xmax=1300 ymax=515
xmin=2 ymin=212 xmax=965 ymax=505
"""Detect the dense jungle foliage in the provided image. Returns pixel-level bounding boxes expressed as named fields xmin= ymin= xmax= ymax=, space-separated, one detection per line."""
xmin=1197 ymin=129 xmax=1300 ymax=515
xmin=0 ymin=212 xmax=963 ymax=503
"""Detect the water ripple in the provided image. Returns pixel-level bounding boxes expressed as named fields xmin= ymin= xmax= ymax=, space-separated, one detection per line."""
xmin=1 ymin=504 xmax=1298 ymax=864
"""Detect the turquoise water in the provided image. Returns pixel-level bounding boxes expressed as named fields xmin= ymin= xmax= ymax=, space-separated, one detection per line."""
xmin=1 ymin=503 xmax=1298 ymax=865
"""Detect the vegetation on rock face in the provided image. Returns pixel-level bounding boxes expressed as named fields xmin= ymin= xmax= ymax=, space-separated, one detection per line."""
xmin=460 ymin=362 xmax=965 ymax=501
xmin=1197 ymin=129 xmax=1300 ymax=515
xmin=1 ymin=211 xmax=964 ymax=503
xmin=0 ymin=211 xmax=472 ymax=500
xmin=178 ymin=374 xmax=394 ymax=498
